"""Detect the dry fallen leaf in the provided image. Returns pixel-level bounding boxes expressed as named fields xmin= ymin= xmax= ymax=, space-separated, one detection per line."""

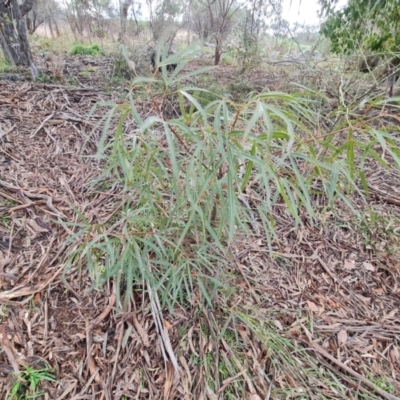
xmin=337 ymin=329 xmax=348 ymax=345
xmin=0 ymin=254 xmax=11 ymax=269
xmin=127 ymin=60 xmax=136 ymax=74
xmin=357 ymin=295 xmax=371 ymax=305
xmin=327 ymin=299 xmax=340 ymax=308
xmin=319 ymin=211 xmax=333 ymax=222
xmin=164 ymin=319 xmax=172 ymax=330
xmin=387 ymin=308 xmax=398 ymax=318
xmin=362 ymin=262 xmax=375 ymax=271
xmin=389 ymin=346 xmax=400 ymax=363
xmin=343 ymin=260 xmax=355 ymax=270
xmin=237 ymin=325 xmax=251 ymax=343
xmin=34 ymin=292 xmax=42 ymax=305
xmin=27 ymin=218 xmax=49 ymax=233
xmin=273 ymin=320 xmax=283 ymax=331
xmin=307 ymin=301 xmax=322 ymax=313
xmin=133 ymin=316 xmax=150 ymax=347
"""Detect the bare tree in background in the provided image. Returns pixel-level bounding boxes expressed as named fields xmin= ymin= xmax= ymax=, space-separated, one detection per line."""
xmin=190 ymin=1 xmax=212 ymax=41
xmin=0 ymin=0 xmax=36 ymax=73
xmin=231 ymin=0 xmax=281 ymax=69
xmin=63 ymin=0 xmax=86 ymax=40
xmin=118 ymin=0 xmax=142 ymax=43
xmin=147 ymin=0 xmax=182 ymax=48
xmin=64 ymin=0 xmax=115 ymax=42
xmin=118 ymin=0 xmax=133 ymax=42
xmin=25 ymin=0 xmax=61 ymax=36
xmin=193 ymin=0 xmax=242 ymax=65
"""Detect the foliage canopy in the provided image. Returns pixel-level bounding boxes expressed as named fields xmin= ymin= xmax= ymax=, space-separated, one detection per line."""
xmin=319 ymin=0 xmax=400 ymax=55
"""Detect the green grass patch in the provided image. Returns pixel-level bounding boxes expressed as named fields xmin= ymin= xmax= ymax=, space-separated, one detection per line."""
xmin=7 ymin=365 xmax=56 ymax=400
xmin=70 ymin=43 xmax=102 ymax=56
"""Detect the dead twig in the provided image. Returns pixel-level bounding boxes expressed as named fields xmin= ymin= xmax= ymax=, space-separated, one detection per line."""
xmin=306 ymin=339 xmax=400 ymax=400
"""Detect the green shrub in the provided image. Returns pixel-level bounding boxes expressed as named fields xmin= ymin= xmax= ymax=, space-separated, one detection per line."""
xmin=70 ymin=43 xmax=102 ymax=56
xmin=65 ymin=45 xmax=400 ymax=314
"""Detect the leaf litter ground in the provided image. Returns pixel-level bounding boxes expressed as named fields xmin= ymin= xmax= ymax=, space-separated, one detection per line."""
xmin=0 ymin=58 xmax=399 ymax=400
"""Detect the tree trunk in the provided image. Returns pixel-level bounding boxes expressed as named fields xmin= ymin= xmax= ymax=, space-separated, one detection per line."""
xmin=118 ymin=0 xmax=133 ymax=44
xmin=48 ymin=15 xmax=55 ymax=38
xmin=0 ymin=0 xmax=35 ymax=67
xmin=214 ymin=40 xmax=222 ymax=65
xmin=53 ymin=15 xmax=60 ymax=37
xmin=25 ymin=13 xmax=34 ymax=34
